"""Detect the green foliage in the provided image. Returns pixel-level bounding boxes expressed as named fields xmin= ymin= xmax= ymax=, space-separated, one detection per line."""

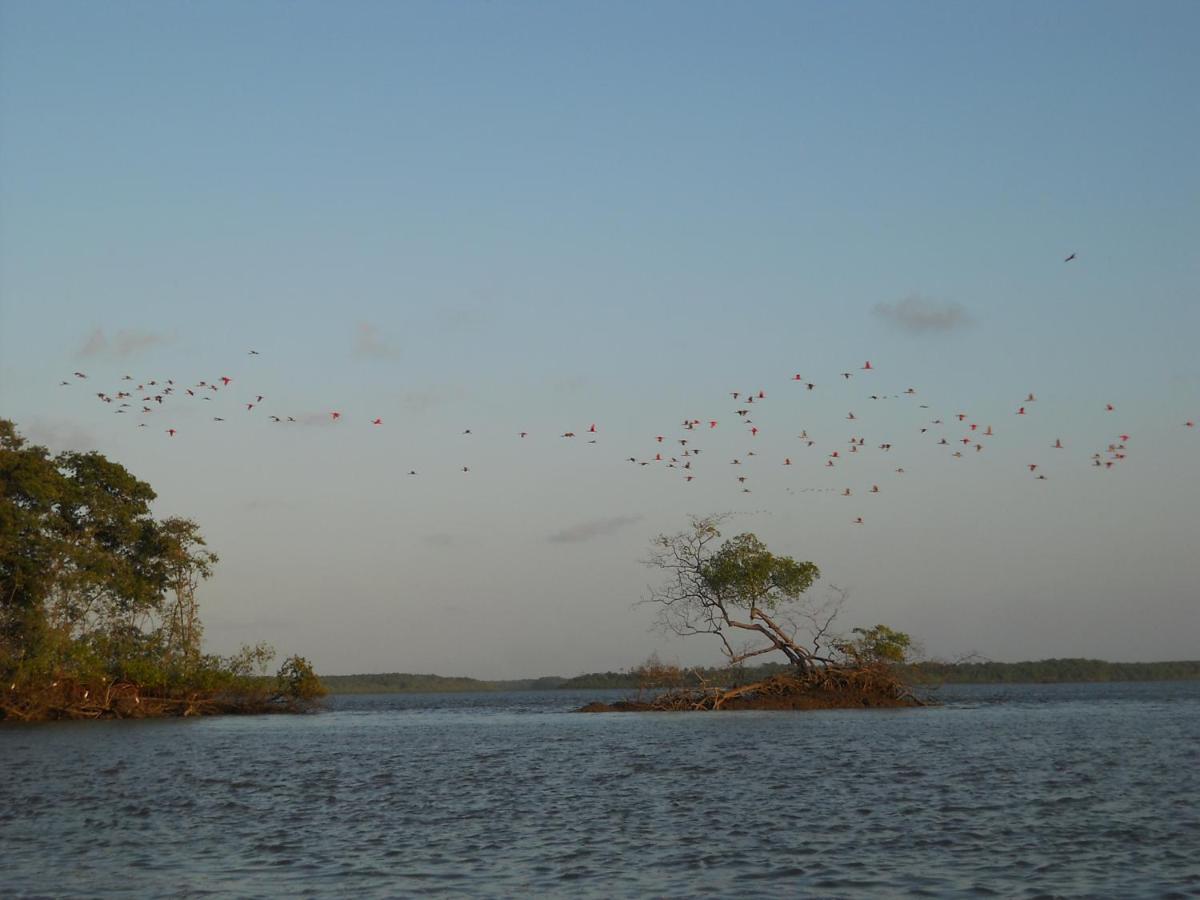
xmin=839 ymin=625 xmax=914 ymax=665
xmin=646 ymin=515 xmax=825 ymax=670
xmin=276 ymin=655 xmax=326 ymax=702
xmin=0 ymin=420 xmax=321 ymax=719
xmin=700 ymin=533 xmax=820 ymax=613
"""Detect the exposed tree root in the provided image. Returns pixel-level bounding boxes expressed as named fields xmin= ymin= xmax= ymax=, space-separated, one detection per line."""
xmin=0 ymin=678 xmax=314 ymax=722
xmin=579 ymin=664 xmax=928 ymax=713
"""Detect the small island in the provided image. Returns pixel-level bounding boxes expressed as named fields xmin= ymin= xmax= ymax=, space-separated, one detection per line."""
xmin=0 ymin=420 xmax=325 ymax=721
xmin=580 ymin=515 xmax=924 ymax=712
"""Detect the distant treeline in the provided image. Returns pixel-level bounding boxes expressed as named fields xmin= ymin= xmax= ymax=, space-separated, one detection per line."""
xmin=321 ymin=659 xmax=1200 ymax=694
xmin=319 ymin=672 xmax=568 ymax=694
xmin=905 ymin=658 xmax=1200 ymax=684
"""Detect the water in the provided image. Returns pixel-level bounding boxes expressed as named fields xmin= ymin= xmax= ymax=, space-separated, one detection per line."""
xmin=2 ymin=682 xmax=1198 ymax=898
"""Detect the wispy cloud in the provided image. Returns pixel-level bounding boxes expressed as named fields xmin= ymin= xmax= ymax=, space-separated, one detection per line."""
xmin=76 ymin=326 xmax=174 ymax=358
xmin=872 ymin=295 xmax=972 ymax=334
xmin=396 ymin=385 xmax=467 ymax=413
xmin=548 ymin=514 xmax=644 ymax=544
xmin=434 ymin=305 xmax=489 ymax=335
xmin=354 ymin=322 xmax=400 ymax=360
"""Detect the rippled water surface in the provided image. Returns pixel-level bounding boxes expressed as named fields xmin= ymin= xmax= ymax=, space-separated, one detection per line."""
xmin=3 ymin=681 xmax=1199 ymax=898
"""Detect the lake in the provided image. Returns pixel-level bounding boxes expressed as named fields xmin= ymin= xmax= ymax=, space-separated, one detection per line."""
xmin=2 ymin=681 xmax=1198 ymax=898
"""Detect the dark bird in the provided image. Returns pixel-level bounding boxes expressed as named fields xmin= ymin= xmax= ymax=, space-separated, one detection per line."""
xmin=1064 ymin=253 xmax=1076 ymax=262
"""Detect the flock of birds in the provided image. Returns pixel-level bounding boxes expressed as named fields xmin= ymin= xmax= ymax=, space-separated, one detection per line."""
xmin=58 ymin=341 xmax=1196 ymax=524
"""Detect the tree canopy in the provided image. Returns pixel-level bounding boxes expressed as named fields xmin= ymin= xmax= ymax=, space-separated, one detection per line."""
xmin=0 ymin=419 xmax=322 ymax=718
xmin=644 ymin=515 xmax=832 ymax=671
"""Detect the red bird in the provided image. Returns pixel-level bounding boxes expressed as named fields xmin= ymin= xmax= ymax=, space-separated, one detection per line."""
xmin=792 ymin=374 xmax=804 ymax=381
xmin=331 ymin=412 xmax=342 ymax=421
xmin=220 ymin=376 xmax=232 ymax=386
xmin=1105 ymin=404 xmax=1115 ymax=412
xmin=372 ymin=418 xmax=383 ymax=425
xmin=166 ymin=429 xmax=177 ymax=437
xmin=862 ymin=361 xmax=873 ymax=370
xmin=1053 ymin=439 xmax=1063 ymax=449
xmin=1016 ymin=407 xmax=1026 ymax=415
xmin=588 ymin=424 xmax=596 ymax=433
xmin=783 ymin=458 xmax=792 ymax=466
xmin=709 ymin=420 xmax=718 ymax=428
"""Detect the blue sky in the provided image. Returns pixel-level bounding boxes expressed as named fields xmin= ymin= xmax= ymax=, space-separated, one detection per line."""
xmin=2 ymin=1 xmax=1197 ymax=676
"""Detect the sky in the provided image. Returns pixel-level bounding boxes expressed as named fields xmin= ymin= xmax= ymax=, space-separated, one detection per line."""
xmin=1 ymin=1 xmax=1197 ymax=677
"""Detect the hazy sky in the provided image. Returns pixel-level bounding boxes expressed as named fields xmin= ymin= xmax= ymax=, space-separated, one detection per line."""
xmin=2 ymin=1 xmax=1197 ymax=676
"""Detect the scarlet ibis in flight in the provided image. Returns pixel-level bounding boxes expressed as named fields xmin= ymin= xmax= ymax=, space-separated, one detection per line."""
xmin=372 ymin=418 xmax=382 ymax=425
xmin=862 ymin=361 xmax=873 ymax=370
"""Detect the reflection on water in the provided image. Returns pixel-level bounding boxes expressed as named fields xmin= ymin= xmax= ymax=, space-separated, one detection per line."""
xmin=2 ymin=682 xmax=1198 ymax=898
